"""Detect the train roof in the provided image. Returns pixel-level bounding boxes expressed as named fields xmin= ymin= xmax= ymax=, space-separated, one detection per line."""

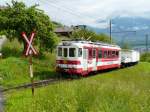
xmin=58 ymin=40 xmax=121 ymax=49
xmin=121 ymin=49 xmax=139 ymax=53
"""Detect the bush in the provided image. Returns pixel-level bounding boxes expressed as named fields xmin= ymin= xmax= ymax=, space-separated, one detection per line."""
xmin=1 ymin=39 xmax=23 ymax=58
xmin=140 ymin=52 xmax=150 ymax=62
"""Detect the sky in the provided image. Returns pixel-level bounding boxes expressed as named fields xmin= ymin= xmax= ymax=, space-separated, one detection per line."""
xmin=1 ymin=0 xmax=150 ymax=28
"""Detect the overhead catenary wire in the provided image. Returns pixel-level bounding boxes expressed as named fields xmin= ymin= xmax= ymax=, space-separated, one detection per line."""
xmin=38 ymin=0 xmax=95 ymax=25
xmin=38 ymin=0 xmax=150 ymax=49
xmin=44 ymin=0 xmax=89 ymax=18
xmin=38 ymin=0 xmax=101 ymax=40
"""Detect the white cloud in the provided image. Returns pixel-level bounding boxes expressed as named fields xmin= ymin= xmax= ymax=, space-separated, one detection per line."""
xmin=37 ymin=0 xmax=150 ymax=28
xmin=1 ymin=0 xmax=150 ymax=28
xmin=132 ymin=26 xmax=149 ymax=30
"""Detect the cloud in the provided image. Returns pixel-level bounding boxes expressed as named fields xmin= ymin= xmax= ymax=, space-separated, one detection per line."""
xmin=132 ymin=26 xmax=149 ymax=30
xmin=37 ymin=0 xmax=150 ymax=28
xmin=1 ymin=0 xmax=150 ymax=28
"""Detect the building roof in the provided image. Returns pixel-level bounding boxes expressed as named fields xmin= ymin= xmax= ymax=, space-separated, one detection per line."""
xmin=54 ymin=26 xmax=74 ymax=33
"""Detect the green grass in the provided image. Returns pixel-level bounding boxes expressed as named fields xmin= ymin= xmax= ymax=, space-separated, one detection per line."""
xmin=4 ymin=62 xmax=150 ymax=112
xmin=0 ymin=55 xmax=57 ymax=88
xmin=0 ymin=39 xmax=58 ymax=88
xmin=140 ymin=52 xmax=150 ymax=62
xmin=1 ymin=39 xmax=150 ymax=112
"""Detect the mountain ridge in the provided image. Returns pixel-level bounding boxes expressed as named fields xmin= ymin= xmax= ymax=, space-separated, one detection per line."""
xmin=87 ymin=17 xmax=150 ymax=48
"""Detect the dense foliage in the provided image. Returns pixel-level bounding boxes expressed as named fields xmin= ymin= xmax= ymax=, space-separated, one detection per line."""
xmin=71 ymin=29 xmax=111 ymax=43
xmin=0 ymin=0 xmax=59 ymax=52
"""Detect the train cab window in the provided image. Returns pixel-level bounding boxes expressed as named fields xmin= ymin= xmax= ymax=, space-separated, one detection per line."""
xmin=98 ymin=50 xmax=102 ymax=58
xmin=104 ymin=51 xmax=107 ymax=58
xmin=64 ymin=48 xmax=68 ymax=57
xmin=78 ymin=48 xmax=82 ymax=57
xmin=69 ymin=48 xmax=76 ymax=57
xmin=93 ymin=49 xmax=96 ymax=58
xmin=58 ymin=47 xmax=62 ymax=56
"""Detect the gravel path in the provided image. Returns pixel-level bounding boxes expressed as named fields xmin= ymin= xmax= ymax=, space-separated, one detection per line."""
xmin=0 ymin=88 xmax=3 ymax=112
xmin=0 ymin=36 xmax=6 ymax=112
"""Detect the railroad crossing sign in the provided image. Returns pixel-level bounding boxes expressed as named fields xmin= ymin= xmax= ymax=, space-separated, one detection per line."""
xmin=21 ymin=31 xmax=38 ymax=96
xmin=21 ymin=32 xmax=37 ymax=56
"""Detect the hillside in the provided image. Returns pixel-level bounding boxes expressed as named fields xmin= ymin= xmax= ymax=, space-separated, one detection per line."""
xmin=88 ymin=17 xmax=150 ymax=49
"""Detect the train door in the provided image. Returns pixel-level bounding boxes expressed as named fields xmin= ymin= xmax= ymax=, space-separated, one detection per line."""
xmin=92 ymin=48 xmax=97 ymax=71
xmin=87 ymin=48 xmax=93 ymax=72
xmin=83 ymin=48 xmax=88 ymax=71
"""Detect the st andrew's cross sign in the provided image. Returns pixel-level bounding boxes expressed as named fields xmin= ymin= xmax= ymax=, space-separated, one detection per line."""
xmin=21 ymin=32 xmax=37 ymax=56
xmin=21 ymin=31 xmax=38 ymax=96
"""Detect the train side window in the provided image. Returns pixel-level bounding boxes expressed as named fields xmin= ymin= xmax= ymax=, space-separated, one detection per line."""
xmin=58 ymin=47 xmax=62 ymax=56
xmin=110 ymin=51 xmax=112 ymax=58
xmin=116 ymin=51 xmax=119 ymax=57
xmin=108 ymin=51 xmax=111 ymax=58
xmin=104 ymin=51 xmax=107 ymax=58
xmin=93 ymin=49 xmax=96 ymax=58
xmin=89 ymin=49 xmax=92 ymax=59
xmin=64 ymin=48 xmax=68 ymax=57
xmin=69 ymin=48 xmax=76 ymax=57
xmin=78 ymin=48 xmax=82 ymax=57
xmin=112 ymin=51 xmax=116 ymax=58
xmin=98 ymin=50 xmax=102 ymax=58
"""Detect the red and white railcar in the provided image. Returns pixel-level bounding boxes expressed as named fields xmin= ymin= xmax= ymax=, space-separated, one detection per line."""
xmin=56 ymin=40 xmax=121 ymax=76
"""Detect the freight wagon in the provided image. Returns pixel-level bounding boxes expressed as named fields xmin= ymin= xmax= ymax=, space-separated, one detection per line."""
xmin=121 ymin=50 xmax=140 ymax=67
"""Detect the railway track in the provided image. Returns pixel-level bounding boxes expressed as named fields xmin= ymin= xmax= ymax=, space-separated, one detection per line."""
xmin=2 ymin=78 xmax=70 ymax=93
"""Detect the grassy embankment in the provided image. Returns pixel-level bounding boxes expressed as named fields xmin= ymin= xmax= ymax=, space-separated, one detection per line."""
xmin=3 ymin=62 xmax=150 ymax=112
xmin=0 ymin=39 xmax=57 ymax=88
xmin=1 ymin=40 xmax=150 ymax=112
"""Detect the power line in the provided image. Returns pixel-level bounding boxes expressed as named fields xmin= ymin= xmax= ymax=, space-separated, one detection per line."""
xmin=38 ymin=0 xmax=92 ymax=24
xmin=46 ymin=0 xmax=87 ymax=17
xmin=109 ymin=19 xmax=137 ymax=46
xmin=112 ymin=31 xmax=136 ymax=33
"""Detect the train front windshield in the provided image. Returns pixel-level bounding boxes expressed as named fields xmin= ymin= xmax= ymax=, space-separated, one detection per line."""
xmin=57 ymin=47 xmax=82 ymax=58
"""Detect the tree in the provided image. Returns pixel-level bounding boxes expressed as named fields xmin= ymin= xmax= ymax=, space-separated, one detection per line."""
xmin=71 ymin=29 xmax=111 ymax=43
xmin=121 ymin=42 xmax=131 ymax=49
xmin=0 ymin=0 xmax=59 ymax=53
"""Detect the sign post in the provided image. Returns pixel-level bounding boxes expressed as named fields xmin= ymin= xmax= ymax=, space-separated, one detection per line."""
xmin=21 ymin=32 xmax=37 ymax=96
xmin=29 ymin=53 xmax=34 ymax=95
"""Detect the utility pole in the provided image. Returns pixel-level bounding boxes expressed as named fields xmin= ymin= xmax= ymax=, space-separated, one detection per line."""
xmin=109 ymin=20 xmax=112 ymax=43
xmin=145 ymin=34 xmax=148 ymax=52
xmin=108 ymin=19 xmax=136 ymax=45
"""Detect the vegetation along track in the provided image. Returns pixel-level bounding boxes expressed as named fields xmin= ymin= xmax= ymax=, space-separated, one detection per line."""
xmin=2 ymin=77 xmax=72 ymax=93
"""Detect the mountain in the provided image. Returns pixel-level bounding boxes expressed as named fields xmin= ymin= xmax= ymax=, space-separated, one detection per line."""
xmin=88 ymin=17 xmax=150 ymax=49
